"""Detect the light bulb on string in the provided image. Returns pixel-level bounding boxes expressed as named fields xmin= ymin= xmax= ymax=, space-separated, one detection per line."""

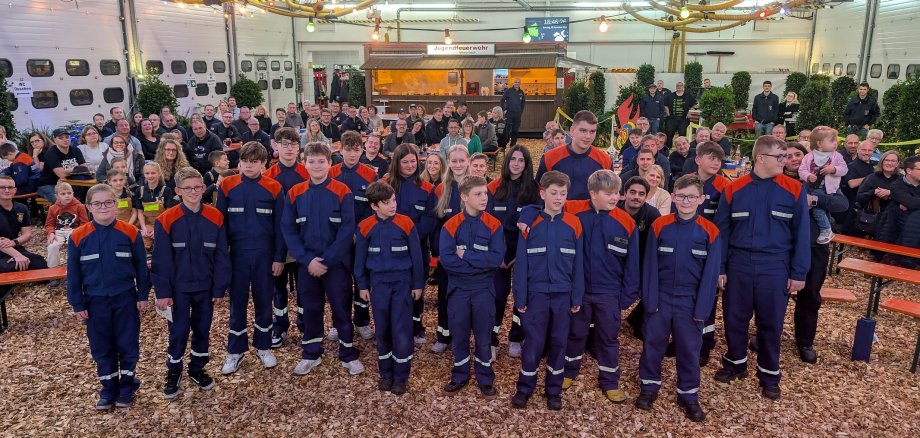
xmin=758 ymin=10 xmax=766 ymax=18
xmin=522 ymin=30 xmax=532 ymax=43
xmin=680 ymin=7 xmax=690 ymax=19
xmin=444 ymin=29 xmax=452 ymax=45
xmin=780 ymin=6 xmax=787 ymax=14
xmin=307 ymin=18 xmax=315 ymax=32
xmin=372 ymin=25 xmax=380 ymax=41
xmin=598 ymin=16 xmax=609 ymax=33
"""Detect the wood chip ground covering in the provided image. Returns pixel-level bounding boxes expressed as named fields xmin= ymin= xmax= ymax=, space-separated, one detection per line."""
xmin=1 ymin=139 xmax=918 ymax=436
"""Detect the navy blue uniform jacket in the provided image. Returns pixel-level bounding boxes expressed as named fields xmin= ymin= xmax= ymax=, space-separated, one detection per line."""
xmin=67 ymin=220 xmax=151 ymax=312
xmin=152 ymin=203 xmax=231 ymax=298
xmin=354 ymin=213 xmax=424 ymax=291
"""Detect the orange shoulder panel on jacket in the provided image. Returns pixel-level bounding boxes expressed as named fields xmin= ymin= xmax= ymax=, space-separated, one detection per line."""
xmin=156 ymin=205 xmax=185 ymax=234
xmin=775 ymin=174 xmax=803 ymax=201
xmin=442 ymin=212 xmax=465 ymax=238
xmin=392 ymin=214 xmax=416 ymax=236
xmin=13 ymin=152 xmax=33 ymax=166
xmin=712 ymin=174 xmax=730 ymax=193
xmin=328 ymin=164 xmax=343 ymax=179
xmin=357 ymin=164 xmax=378 ymax=183
xmin=294 ymin=164 xmax=311 ymax=180
xmin=419 ymin=180 xmax=434 ymax=194
xmin=542 ymin=146 xmax=569 ymax=171
xmin=564 ymin=200 xmax=591 ymax=215
xmin=588 ymin=147 xmax=613 ymax=169
xmin=611 ymin=208 xmax=637 ymax=237
xmin=114 ymin=220 xmax=139 ymax=244
xmin=561 ymin=212 xmax=583 ymax=239
xmin=651 ymin=214 xmax=677 ymax=238
xmin=200 ymin=204 xmax=225 ymax=228
xmin=487 ymin=178 xmax=502 ymax=196
xmin=723 ymin=174 xmax=753 ymax=204
xmin=522 ymin=215 xmax=544 ymax=239
xmin=325 ymin=179 xmax=352 ymax=202
xmin=262 ymin=165 xmax=280 ymax=179
xmin=480 ymin=212 xmax=502 ymax=234
xmin=257 ymin=176 xmax=283 ymax=197
xmin=288 ymin=181 xmax=310 ymax=203
xmin=358 ymin=215 xmax=378 ymax=238
xmin=69 ymin=222 xmax=96 ymax=247
xmin=220 ymin=174 xmax=243 ymax=197
xmin=434 ymin=182 xmax=444 ymax=198
xmin=695 ymin=216 xmax=720 ymax=244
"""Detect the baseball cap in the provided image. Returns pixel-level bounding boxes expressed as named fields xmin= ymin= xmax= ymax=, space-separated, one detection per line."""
xmin=52 ymin=128 xmax=69 ymax=138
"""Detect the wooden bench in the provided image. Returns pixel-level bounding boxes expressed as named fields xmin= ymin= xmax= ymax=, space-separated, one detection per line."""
xmin=483 ymin=149 xmax=502 ymax=171
xmin=0 ymin=267 xmax=67 ymax=334
xmin=879 ymin=298 xmax=920 ymax=373
xmin=837 ymin=258 xmax=920 ymax=320
xmin=788 ymin=287 xmax=857 ymax=303
xmin=828 ymin=234 xmax=920 ymax=276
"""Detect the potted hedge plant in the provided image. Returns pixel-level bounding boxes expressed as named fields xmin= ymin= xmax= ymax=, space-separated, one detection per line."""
xmin=784 ymin=71 xmax=808 ymax=96
xmin=137 ymin=71 xmax=178 ymax=117
xmin=230 ymin=75 xmax=264 ymax=110
xmin=698 ymin=86 xmax=736 ymax=128
xmin=731 ymin=71 xmax=752 ymax=110
xmin=797 ymin=78 xmax=834 ymax=130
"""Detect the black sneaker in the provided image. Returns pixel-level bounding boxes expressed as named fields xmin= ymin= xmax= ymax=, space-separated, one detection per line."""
xmin=761 ymin=384 xmax=781 ymax=400
xmin=378 ymin=378 xmax=393 ymax=392
xmin=713 ymin=368 xmax=748 ymax=384
xmin=478 ymin=384 xmax=497 ymax=399
xmin=95 ymin=397 xmax=114 ymax=410
xmin=271 ymin=332 xmax=288 ymax=349
xmin=114 ymin=392 xmax=135 ymax=408
xmin=699 ymin=349 xmax=712 ymax=367
xmin=546 ymin=394 xmax=563 ymax=411
xmin=426 ymin=277 xmax=438 ymax=286
xmin=163 ymin=372 xmax=182 ymax=400
xmin=390 ymin=381 xmax=407 ymax=396
xmin=188 ymin=370 xmax=215 ymax=390
xmin=511 ymin=391 xmax=530 ymax=409
xmin=443 ymin=380 xmax=468 ymax=395
xmin=634 ymin=391 xmax=658 ymax=410
xmin=676 ymin=398 xmax=706 ymax=422
xmin=798 ymin=345 xmax=817 ymax=364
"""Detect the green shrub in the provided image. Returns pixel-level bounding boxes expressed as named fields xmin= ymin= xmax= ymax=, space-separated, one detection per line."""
xmin=0 ymin=79 xmax=19 ymax=143
xmin=348 ymin=72 xmax=366 ymax=107
xmin=810 ymin=74 xmax=831 ymax=85
xmin=684 ymin=61 xmax=703 ymax=95
xmin=636 ymin=63 xmax=656 ymax=89
xmin=229 ymin=75 xmax=264 ymax=110
xmin=731 ymin=71 xmax=752 ymax=109
xmin=894 ymin=75 xmax=920 ymax=148
xmin=784 ymin=71 xmax=808 ymax=96
xmin=830 ymin=76 xmax=857 ymax=127
xmin=877 ymin=82 xmax=905 ymax=140
xmin=587 ymin=71 xmax=606 ymax=116
xmin=137 ymin=71 xmax=178 ymax=118
xmin=698 ymin=86 xmax=735 ymax=128
xmin=797 ymin=78 xmax=834 ymax=130
xmin=562 ymin=81 xmax=588 ymax=127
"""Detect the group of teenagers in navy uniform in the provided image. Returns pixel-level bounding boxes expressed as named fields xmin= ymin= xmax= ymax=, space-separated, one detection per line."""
xmin=65 ymin=109 xmax=811 ymax=422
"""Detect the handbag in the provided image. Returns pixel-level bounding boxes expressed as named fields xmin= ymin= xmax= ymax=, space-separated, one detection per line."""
xmin=854 ymin=198 xmax=880 ymax=235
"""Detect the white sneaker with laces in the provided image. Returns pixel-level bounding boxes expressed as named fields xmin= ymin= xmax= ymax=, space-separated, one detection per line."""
xmin=356 ymin=325 xmax=374 ymax=340
xmin=341 ymin=359 xmax=365 ymax=375
xmin=221 ymin=353 xmax=245 ymax=375
xmin=256 ymin=349 xmax=277 ymax=369
xmin=508 ymin=342 xmax=522 ymax=358
xmin=293 ymin=358 xmax=322 ymax=375
xmin=414 ymin=335 xmax=427 ymax=345
xmin=327 ymin=328 xmax=339 ymax=341
xmin=816 ymin=229 xmax=834 ymax=245
xmin=430 ymin=342 xmax=448 ymax=353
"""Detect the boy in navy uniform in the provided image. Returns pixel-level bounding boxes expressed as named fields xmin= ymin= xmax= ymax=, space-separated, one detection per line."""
xmin=153 ymin=167 xmax=231 ymax=399
xmin=265 ymin=127 xmax=311 ymax=348
xmin=355 ymin=182 xmax=424 ymax=395
xmin=439 ymin=175 xmax=505 ymax=398
xmin=67 ymin=183 xmax=150 ymax=409
xmin=713 ymin=136 xmax=810 ymax=400
xmin=0 ymin=143 xmax=39 ymax=195
xmin=512 ymin=171 xmax=584 ymax=411
xmin=282 ymin=142 xmax=364 ymax=376
xmin=329 ymin=131 xmax=379 ymax=340
xmin=560 ymin=170 xmax=639 ymax=403
xmin=217 ymin=142 xmax=286 ymax=375
xmin=535 ymin=111 xmax=612 ymax=200
xmin=635 ymin=174 xmax=721 ymax=422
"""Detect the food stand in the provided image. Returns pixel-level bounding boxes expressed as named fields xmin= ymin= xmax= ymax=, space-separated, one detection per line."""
xmin=361 ymin=43 xmax=596 ymax=133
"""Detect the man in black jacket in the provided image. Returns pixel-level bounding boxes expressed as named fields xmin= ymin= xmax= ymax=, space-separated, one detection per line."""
xmin=159 ymin=114 xmax=189 ymax=143
xmin=319 ymin=109 xmax=341 ymax=142
xmin=500 ymin=78 xmax=526 ymax=147
xmin=843 ymin=82 xmax=881 ymax=138
xmin=752 ymin=80 xmax=779 ymax=136
xmin=383 ymin=118 xmax=415 ymax=158
xmin=425 ymin=108 xmax=448 ymax=147
xmin=185 ymin=120 xmax=225 ymax=174
xmin=211 ymin=112 xmax=241 ymax=146
xmin=639 ymin=84 xmax=664 ymax=134
xmin=663 ymin=82 xmax=696 ymax=149
xmin=837 ymin=140 xmax=876 ymax=233
xmin=241 ymin=117 xmax=272 ymax=168
xmin=877 ymin=156 xmax=920 ymax=267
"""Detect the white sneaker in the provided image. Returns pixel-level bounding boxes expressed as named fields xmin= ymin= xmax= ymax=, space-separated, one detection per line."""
xmin=491 ymin=346 xmax=497 ymax=363
xmin=256 ymin=349 xmax=277 ymax=369
xmin=293 ymin=358 xmax=322 ymax=375
xmin=341 ymin=359 xmax=365 ymax=375
xmin=414 ymin=335 xmax=427 ymax=345
xmin=430 ymin=342 xmax=448 ymax=353
xmin=327 ymin=328 xmax=339 ymax=341
xmin=508 ymin=342 xmax=522 ymax=358
xmin=816 ymin=230 xmax=834 ymax=245
xmin=221 ymin=353 xmax=245 ymax=375
xmin=356 ymin=325 xmax=374 ymax=340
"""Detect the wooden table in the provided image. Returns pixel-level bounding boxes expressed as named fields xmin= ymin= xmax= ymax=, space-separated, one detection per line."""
xmin=62 ymin=177 xmax=98 ymax=188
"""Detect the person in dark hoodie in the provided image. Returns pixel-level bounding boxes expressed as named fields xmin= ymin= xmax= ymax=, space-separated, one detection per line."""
xmin=843 ymin=82 xmax=881 ymax=138
xmin=184 ymin=120 xmax=225 ymax=174
xmin=639 ymin=84 xmax=665 ymax=134
xmin=752 ymin=81 xmax=780 ymax=137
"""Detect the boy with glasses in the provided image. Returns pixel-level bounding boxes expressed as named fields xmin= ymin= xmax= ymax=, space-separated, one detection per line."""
xmin=67 ymin=184 xmax=150 ymax=409
xmin=635 ymin=174 xmax=721 ymax=422
xmin=153 ymin=168 xmax=231 ymax=399
xmin=217 ymin=142 xmax=286 ymax=375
